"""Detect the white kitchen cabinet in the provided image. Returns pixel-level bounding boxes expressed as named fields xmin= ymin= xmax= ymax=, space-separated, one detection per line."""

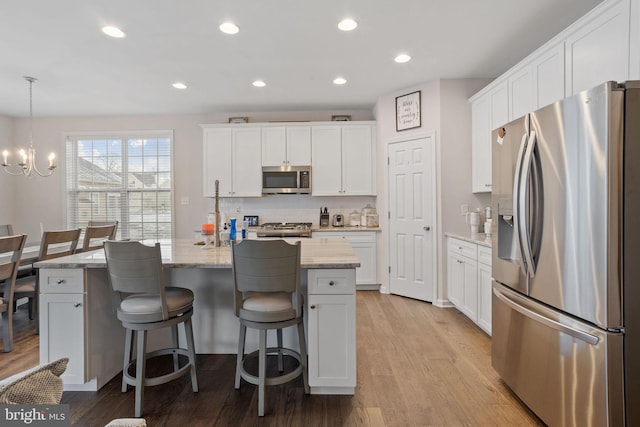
xmin=312 ymin=231 xmax=378 ymax=288
xmin=564 ymin=0 xmax=631 ymax=96
xmin=39 ymin=268 xmax=124 ymax=390
xmin=311 ymin=123 xmax=376 ymax=196
xmin=532 ymin=42 xmax=566 ymax=109
xmin=307 ymin=269 xmax=356 ymax=393
xmin=261 ymin=126 xmax=311 ymax=166
xmin=202 ymin=126 xmax=262 ymax=197
xmin=471 ymin=81 xmax=506 ymax=193
xmin=477 ymin=246 xmax=493 ymax=335
xmin=447 ymin=237 xmax=492 ymax=335
xmin=469 ymin=0 xmax=637 ymax=195
xmin=447 ymin=238 xmax=478 ymax=321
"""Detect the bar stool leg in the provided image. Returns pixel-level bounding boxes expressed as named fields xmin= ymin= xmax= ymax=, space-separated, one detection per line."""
xmin=235 ymin=324 xmax=246 ymax=389
xmin=122 ymin=329 xmax=134 ymax=392
xmin=135 ymin=330 xmax=147 ymax=418
xmin=276 ymin=328 xmax=284 ymax=372
xmin=258 ymin=329 xmax=266 ymax=417
xmin=171 ymin=325 xmax=179 ymax=371
xmin=297 ymin=321 xmax=310 ymax=394
xmin=185 ymin=317 xmax=198 ymax=392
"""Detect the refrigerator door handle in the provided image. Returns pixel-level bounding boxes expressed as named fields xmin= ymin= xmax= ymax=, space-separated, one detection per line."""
xmin=513 ymin=132 xmax=529 ymax=278
xmin=493 ymin=286 xmax=599 ymax=345
xmin=518 ymin=130 xmax=537 ymax=278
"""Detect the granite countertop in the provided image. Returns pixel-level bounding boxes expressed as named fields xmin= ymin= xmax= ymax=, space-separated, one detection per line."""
xmin=35 ymin=238 xmax=360 ymax=269
xmin=445 ymin=231 xmax=492 ymax=248
xmin=312 ymin=225 xmax=381 ymax=232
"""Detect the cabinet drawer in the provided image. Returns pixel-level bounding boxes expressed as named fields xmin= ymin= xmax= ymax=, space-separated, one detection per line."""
xmin=478 ymin=246 xmax=492 ymax=266
xmin=308 ymin=269 xmax=355 ymax=295
xmin=39 ymin=268 xmax=85 ymax=293
xmin=448 ymin=238 xmax=477 ymax=259
xmin=313 ymin=231 xmax=376 ymax=243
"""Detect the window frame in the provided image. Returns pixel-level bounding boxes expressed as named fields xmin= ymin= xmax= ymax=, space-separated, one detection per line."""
xmin=64 ymin=130 xmax=175 ymax=240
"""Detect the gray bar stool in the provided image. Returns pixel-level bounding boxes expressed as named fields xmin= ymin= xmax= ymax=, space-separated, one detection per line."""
xmin=231 ymin=239 xmax=309 ymax=416
xmin=104 ymin=240 xmax=198 ymax=417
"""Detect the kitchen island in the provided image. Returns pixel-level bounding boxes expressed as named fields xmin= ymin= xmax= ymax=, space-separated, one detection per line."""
xmin=35 ymin=238 xmax=359 ymax=395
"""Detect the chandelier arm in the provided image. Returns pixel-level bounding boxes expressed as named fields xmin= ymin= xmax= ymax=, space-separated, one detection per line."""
xmin=2 ymin=164 xmax=29 ymax=176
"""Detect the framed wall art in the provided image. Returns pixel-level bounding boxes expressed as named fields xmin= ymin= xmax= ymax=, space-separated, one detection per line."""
xmin=395 ymin=90 xmax=421 ymax=131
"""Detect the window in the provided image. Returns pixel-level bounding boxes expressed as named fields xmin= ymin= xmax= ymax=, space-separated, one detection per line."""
xmin=66 ymin=131 xmax=173 ymax=240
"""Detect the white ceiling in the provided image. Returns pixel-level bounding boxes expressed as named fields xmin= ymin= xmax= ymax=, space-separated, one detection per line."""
xmin=0 ymin=0 xmax=603 ymax=118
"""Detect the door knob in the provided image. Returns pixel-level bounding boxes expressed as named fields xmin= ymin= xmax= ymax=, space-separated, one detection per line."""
xmin=423 ymin=226 xmax=431 ymax=231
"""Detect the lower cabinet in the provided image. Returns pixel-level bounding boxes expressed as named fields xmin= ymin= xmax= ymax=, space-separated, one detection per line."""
xmin=307 ymin=269 xmax=356 ymax=393
xmin=447 ymin=237 xmax=492 ymax=335
xmin=39 ymin=268 xmax=125 ymax=391
xmin=312 ymin=231 xmax=378 ymax=288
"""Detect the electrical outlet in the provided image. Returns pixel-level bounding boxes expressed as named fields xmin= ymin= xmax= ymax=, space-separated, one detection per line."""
xmin=461 ymin=204 xmax=469 ymax=216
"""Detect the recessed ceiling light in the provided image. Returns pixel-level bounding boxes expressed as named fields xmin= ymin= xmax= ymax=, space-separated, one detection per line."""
xmin=333 ymin=77 xmax=347 ymax=85
xmin=172 ymin=82 xmax=187 ymax=90
xmin=252 ymin=80 xmax=266 ymax=88
xmin=395 ymin=54 xmax=412 ymax=63
xmin=219 ymin=22 xmax=239 ymax=35
xmin=338 ymin=18 xmax=358 ymax=31
xmin=101 ymin=26 xmax=126 ymax=38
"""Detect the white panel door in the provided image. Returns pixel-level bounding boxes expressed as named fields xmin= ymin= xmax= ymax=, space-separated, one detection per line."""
xmin=342 ymin=125 xmax=374 ymax=195
xmin=286 ymin=126 xmax=311 ymax=166
xmin=261 ymin=127 xmax=287 ymax=166
xmin=509 ymin=66 xmax=534 ymax=120
xmin=203 ymin=128 xmax=232 ymax=197
xmin=388 ymin=136 xmax=436 ymax=302
xmin=533 ymin=43 xmax=565 ymax=109
xmin=232 ymin=127 xmax=262 ymax=197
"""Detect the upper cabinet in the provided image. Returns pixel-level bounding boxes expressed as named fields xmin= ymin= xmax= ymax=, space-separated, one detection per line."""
xmin=469 ymin=0 xmax=638 ymax=193
xmin=202 ymin=127 xmax=262 ymax=197
xmin=471 ymin=81 xmax=507 ymax=193
xmin=312 ymin=123 xmax=376 ymax=196
xmin=202 ymin=121 xmax=376 ymax=198
xmin=261 ymin=126 xmax=311 ymax=166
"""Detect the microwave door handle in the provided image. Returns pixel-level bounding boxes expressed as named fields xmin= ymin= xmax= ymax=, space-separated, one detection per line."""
xmin=513 ymin=132 xmax=529 ymax=277
xmin=519 ymin=130 xmax=537 ymax=278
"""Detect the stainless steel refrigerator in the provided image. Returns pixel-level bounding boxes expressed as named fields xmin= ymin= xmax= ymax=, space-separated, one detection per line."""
xmin=491 ymin=80 xmax=640 ymax=427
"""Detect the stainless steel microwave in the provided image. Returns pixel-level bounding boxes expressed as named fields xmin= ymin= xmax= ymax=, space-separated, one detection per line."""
xmin=262 ymin=166 xmax=311 ymax=194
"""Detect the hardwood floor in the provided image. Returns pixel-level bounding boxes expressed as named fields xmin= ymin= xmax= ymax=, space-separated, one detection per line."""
xmin=0 ymin=292 xmax=544 ymax=426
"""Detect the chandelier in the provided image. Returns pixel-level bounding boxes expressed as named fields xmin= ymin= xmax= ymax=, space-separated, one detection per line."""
xmin=2 ymin=76 xmax=56 ymax=177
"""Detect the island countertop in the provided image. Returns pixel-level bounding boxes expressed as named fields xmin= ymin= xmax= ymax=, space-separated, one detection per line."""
xmin=34 ymin=237 xmax=361 ymax=269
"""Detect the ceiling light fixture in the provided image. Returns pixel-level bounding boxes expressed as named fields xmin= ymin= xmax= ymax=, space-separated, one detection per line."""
xmin=2 ymin=77 xmax=56 ymax=177
xmin=394 ymin=54 xmax=412 ymax=63
xmin=252 ymin=80 xmax=266 ymax=88
xmin=219 ymin=22 xmax=239 ymax=35
xmin=102 ymin=26 xmax=126 ymax=38
xmin=333 ymin=77 xmax=347 ymax=85
xmin=338 ymin=18 xmax=358 ymax=31
xmin=172 ymin=82 xmax=187 ymax=89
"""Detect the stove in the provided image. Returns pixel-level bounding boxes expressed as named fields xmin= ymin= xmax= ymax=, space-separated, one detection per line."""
xmin=256 ymin=222 xmax=312 ymax=238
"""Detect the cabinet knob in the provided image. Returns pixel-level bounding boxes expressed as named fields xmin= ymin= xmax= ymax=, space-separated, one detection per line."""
xmin=329 ymin=281 xmax=335 ymax=286
xmin=485 ymin=184 xmax=492 ymax=187
xmin=423 ymin=226 xmax=431 ymax=231
xmin=74 ymin=303 xmax=81 ymax=308
xmin=56 ymin=279 xmax=65 ymax=284
xmin=310 ymin=305 xmax=316 ymax=309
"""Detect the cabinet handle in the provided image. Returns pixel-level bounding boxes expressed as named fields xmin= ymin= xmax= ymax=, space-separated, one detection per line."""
xmin=329 ymin=281 xmax=335 ymax=286
xmin=458 ymin=246 xmax=463 ymax=250
xmin=310 ymin=305 xmax=316 ymax=309
xmin=423 ymin=226 xmax=431 ymax=231
xmin=485 ymin=184 xmax=492 ymax=187
xmin=457 ymin=260 xmax=463 ymax=264
xmin=74 ymin=303 xmax=81 ymax=308
xmin=56 ymin=279 xmax=65 ymax=284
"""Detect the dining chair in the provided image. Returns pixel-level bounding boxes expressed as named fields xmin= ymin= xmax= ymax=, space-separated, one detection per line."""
xmin=231 ymin=239 xmax=309 ymax=416
xmin=81 ymin=223 xmax=118 ymax=252
xmin=104 ymin=240 xmax=198 ymax=418
xmin=0 ymin=225 xmax=14 ymax=237
xmin=87 ymin=220 xmax=118 ymax=239
xmin=0 ymin=234 xmax=27 ymax=352
xmin=14 ymin=228 xmax=81 ymax=321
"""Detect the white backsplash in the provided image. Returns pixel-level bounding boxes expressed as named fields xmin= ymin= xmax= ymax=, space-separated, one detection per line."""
xmin=209 ymin=195 xmax=377 ymax=225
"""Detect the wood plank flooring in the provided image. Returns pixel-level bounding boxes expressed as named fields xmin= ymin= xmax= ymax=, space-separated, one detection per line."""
xmin=0 ymin=292 xmax=544 ymax=426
